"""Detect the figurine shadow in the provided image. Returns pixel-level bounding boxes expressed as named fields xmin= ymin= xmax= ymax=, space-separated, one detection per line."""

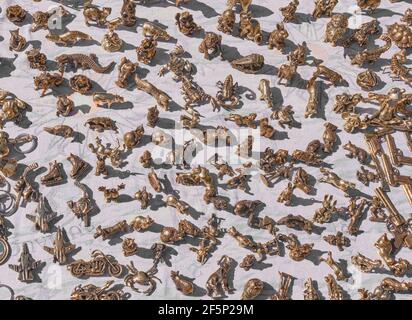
xmin=282 ymin=39 xmax=299 ymax=55
xmin=251 ymin=260 xmax=273 ymax=271
xmin=136 ymin=246 xmax=154 ymax=260
xmin=117 ymin=194 xmax=134 ymax=203
xmin=185 ymin=0 xmax=219 ymax=18
xmin=104 ymin=168 xmax=142 ymax=180
xmin=372 ymin=8 xmax=402 ymax=19
xmin=11 ymin=13 xmax=33 ymax=27
xmin=166 ymin=100 xmax=183 ymax=113
xmin=163 ymin=245 xmax=178 ymax=267
xmin=71 ymin=131 xmax=86 ymax=144
xmin=0 ymin=55 xmax=17 ymax=78
xmin=119 ymin=41 xmax=137 ymax=53
xmin=31 ymin=261 xmax=47 ymax=284
xmin=50 ymin=79 xmax=74 ymax=97
xmin=150 ymin=47 xmax=171 ymax=66
xmin=149 ymin=194 xmax=166 ymax=211
xmin=312 ymin=280 xmax=326 ymax=300
xmin=274 ymin=130 xmax=289 ymax=140
xmin=161 ymin=175 xmax=181 ymax=198
xmin=256 ymin=282 xmax=276 ymax=300
xmin=86 ymin=79 xmax=108 ymax=95
xmin=186 ymin=204 xmax=204 ymax=220
xmin=347 ymin=188 xmax=373 ymax=200
xmin=238 ymin=85 xmax=256 ymax=101
xmin=157 ymin=117 xmax=177 ymax=130
xmin=73 ymin=104 xmax=91 ymax=115
xmin=64 ymin=246 xmax=82 ymax=264
xmin=306 ymin=249 xmax=327 ymax=266
xmin=258 ymin=63 xmax=277 ymax=76
xmin=108 ymin=231 xmax=128 ymax=246
xmin=250 ymin=4 xmax=274 ymax=18
xmin=221 ymin=44 xmax=242 ymax=61
xmin=26 ymin=40 xmax=42 ymax=50
xmin=292 ymin=12 xmax=314 ymax=25
xmin=60 ymin=38 xmax=101 ymax=48
xmin=147 ymin=222 xmax=164 ymax=234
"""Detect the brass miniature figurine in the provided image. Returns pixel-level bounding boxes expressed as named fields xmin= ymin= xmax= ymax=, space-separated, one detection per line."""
xmin=277 ymin=182 xmax=295 ymax=206
xmin=44 ymin=125 xmax=74 ymax=140
xmin=351 ymin=253 xmax=382 ymax=273
xmin=175 ymin=11 xmax=201 ymax=36
xmin=129 ymin=215 xmax=154 ymax=232
xmin=375 ymin=233 xmax=409 ymax=277
xmin=225 ymin=113 xmax=257 ymax=128
xmin=231 ymin=54 xmax=264 ymax=74
xmin=260 ymin=118 xmax=276 ymax=138
xmin=383 ymin=50 xmax=412 ymax=84
xmin=26 ymin=49 xmax=47 ymax=71
xmin=344 ymin=20 xmax=379 ymax=47
xmin=241 ymin=278 xmax=263 ymax=300
xmin=0 ymin=90 xmax=28 ymax=128
xmin=9 ymin=243 xmax=41 ymax=283
xmin=268 ymin=23 xmax=289 ymax=52
xmin=288 ymin=43 xmax=307 ymax=66
xmin=258 ymin=79 xmax=274 ymax=109
xmin=14 ymin=163 xmax=40 ymax=208
xmin=0 ymin=216 xmax=11 ymax=265
xmin=69 ymin=75 xmax=92 ymax=94
xmin=68 ymin=250 xmax=123 ymax=278
xmin=56 ymin=95 xmax=74 ymax=117
xmin=166 ymin=195 xmax=189 ymax=215
xmin=71 ymin=280 xmax=124 ymax=300
xmin=26 ymin=195 xmax=57 ymax=233
xmin=323 ymin=232 xmax=350 ymax=251
xmin=271 ymin=272 xmax=293 ymax=300
xmin=320 ymin=251 xmax=348 ymax=281
xmin=324 ymin=14 xmax=348 ymax=46
xmin=271 ymin=105 xmax=296 ymax=128
xmin=312 ymin=0 xmax=339 ymax=19
xmin=190 ymin=239 xmax=215 ymax=264
xmin=402 ymin=8 xmax=412 ymax=25
xmin=102 ymin=18 xmax=124 ymax=52
xmin=41 ymin=161 xmax=65 ymax=186
xmin=147 ymin=106 xmax=159 ymax=128
xmin=305 ymin=75 xmax=320 ymax=118
xmin=199 ymin=32 xmax=224 ymax=60
xmin=56 ymin=53 xmax=115 ymax=75
xmin=158 ymin=45 xmax=194 ymax=82
xmin=319 ymin=167 xmax=356 ymax=196
xmin=343 ymin=141 xmax=368 ymax=164
xmin=171 ymin=271 xmax=194 ymax=296
xmin=122 ymin=238 xmax=138 ymax=257
xmin=136 ymin=37 xmax=157 ymax=64
xmin=143 ymin=22 xmax=172 ymax=40
xmin=356 ymin=70 xmax=379 ymax=90
xmin=135 ymin=187 xmax=152 ymax=209
xmin=67 ymin=153 xmax=89 ymax=180
xmin=277 ymin=214 xmax=314 ymax=234
xmin=334 ymin=93 xmax=364 ymax=114
xmin=293 ymin=167 xmax=312 ymax=194
xmin=322 ymin=122 xmax=338 ymax=153
xmin=124 ymin=262 xmax=161 ymax=296
xmin=88 ymin=137 xmax=124 ymax=176
xmin=357 ymin=0 xmax=381 ymax=12
xmin=387 ymin=22 xmax=412 ymax=49
xmin=67 ymin=181 xmax=93 ymax=227
xmin=148 ymin=168 xmax=163 ymax=192
xmin=303 ymin=278 xmax=320 ymax=300
xmin=206 ymin=255 xmax=234 ymax=298
xmin=277 ymin=62 xmax=298 ymax=86
xmin=31 ymin=6 xmax=69 ymax=32
xmin=313 ymin=64 xmax=343 ymax=86
xmin=9 ymin=29 xmax=26 ymax=52
xmin=325 ymin=274 xmax=343 ymax=300
xmin=210 ymin=75 xmax=239 ymax=111
xmin=98 ymin=184 xmax=125 ymax=203
xmin=43 ymin=227 xmax=76 ymax=265
xmin=46 ymin=31 xmax=92 ymax=46
xmin=351 ymin=34 xmax=391 ymax=67
xmin=83 ymin=0 xmax=112 ymax=26
xmin=6 ymin=5 xmax=27 ymax=23
xmin=85 ymin=117 xmax=118 ymax=133
xmin=123 ymin=125 xmax=144 ymax=149
xmin=347 ymin=197 xmax=368 ymax=235
xmin=116 ymin=57 xmax=138 ymax=88
xmin=278 ymin=233 xmax=313 ymax=262
xmin=217 ymin=8 xmax=236 ymax=34
xmin=94 ymin=220 xmax=128 ymax=240
xmin=280 ymin=0 xmax=299 ymax=23
xmin=135 ymin=75 xmax=171 ymax=110
xmin=239 ymin=11 xmax=263 ymax=44
xmin=121 ymin=0 xmax=137 ymax=26
xmin=313 ymin=194 xmax=340 ymax=224
xmin=34 ymin=72 xmax=64 ymax=97
xmin=139 ymin=150 xmax=153 ymax=168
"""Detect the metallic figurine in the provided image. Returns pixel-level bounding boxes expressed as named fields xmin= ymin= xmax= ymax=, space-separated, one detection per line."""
xmin=260 ymin=163 xmax=294 ymax=187
xmin=158 ymin=45 xmax=194 ymax=82
xmin=83 ymin=0 xmax=112 ymax=26
xmin=136 ymin=37 xmax=157 ymax=64
xmin=357 ymin=0 xmax=381 ymax=12
xmin=0 ymin=90 xmax=28 ymax=128
xmin=67 ymin=153 xmax=89 ymax=181
xmin=122 ymin=238 xmax=138 ymax=257
xmin=171 ymin=271 xmax=194 ymax=296
xmin=26 ymin=196 xmax=57 ymax=233
xmin=334 ymin=93 xmax=363 ymax=114
xmin=305 ymin=75 xmax=320 ymax=118
xmin=322 ymin=122 xmax=338 ymax=153
xmin=0 ymin=216 xmax=11 ymax=265
xmin=102 ymin=18 xmax=124 ymax=52
xmin=190 ymin=239 xmax=214 ymax=264
xmin=175 ymin=11 xmax=201 ymax=36
xmin=67 ymin=181 xmax=93 ymax=227
xmin=116 ymin=57 xmax=138 ymax=88
xmin=206 ymin=255 xmax=234 ymax=298
xmin=228 ymin=226 xmax=257 ymax=251
xmin=217 ymin=8 xmax=236 ymax=34
xmin=94 ymin=220 xmax=128 ymax=240
xmin=313 ymin=194 xmax=340 ymax=224
xmin=277 ymin=214 xmax=313 ymax=234
xmin=343 ymin=141 xmax=368 ymax=164
xmin=293 ymin=167 xmax=312 ymax=194
xmin=268 ymin=23 xmax=289 ymax=52
xmin=43 ymin=227 xmax=76 ymax=265
xmin=166 ymin=195 xmax=189 ymax=215
xmin=135 ymin=187 xmax=152 ymax=209
xmin=277 ymin=182 xmax=295 ymax=206
xmin=135 ymin=75 xmax=171 ymax=110
xmin=280 ymin=0 xmax=299 ymax=22
xmin=344 ymin=20 xmax=379 ymax=47
xmin=56 ymin=95 xmax=74 ymax=117
xmin=46 ymin=31 xmax=92 ymax=46
xmin=277 ymin=62 xmax=298 ymax=86
xmin=241 ymin=278 xmax=263 ymax=300
xmin=240 ymin=254 xmax=258 ymax=271
xmin=383 ymin=50 xmax=412 ymax=84
xmin=260 ymin=118 xmax=276 ymax=139
xmin=325 ymin=274 xmax=343 ymax=300
xmin=88 ymin=137 xmax=124 ymax=176
xmin=278 ymin=233 xmax=313 ymax=262
xmin=258 ymin=79 xmax=274 ymax=109
xmin=44 ymin=125 xmax=74 ymax=140
xmin=98 ymin=184 xmax=125 ymax=203
xmin=26 ymin=48 xmax=47 ymax=71
xmin=356 ymin=70 xmax=379 ymax=90
xmin=199 ymin=32 xmax=224 ymax=60
xmin=9 ymin=29 xmax=26 ymax=52
xmin=148 ymin=168 xmax=162 ymax=192
xmin=71 ymin=280 xmax=124 ymax=300
xmin=387 ymin=22 xmax=412 ymax=49
xmin=320 ymin=251 xmax=348 ymax=281
xmin=56 ymin=53 xmax=115 ymax=75
xmin=140 ymin=150 xmax=153 ymax=168
xmin=124 ymin=262 xmax=161 ymax=296
xmin=312 ymin=0 xmax=339 ymax=19
xmin=324 ymin=14 xmax=348 ymax=46
xmin=303 ymin=278 xmax=320 ymax=300
xmin=14 ymin=163 xmax=40 ymax=207
xmin=129 ymin=215 xmax=154 ymax=232
xmin=271 ymin=272 xmax=293 ymax=300
xmin=68 ymin=250 xmax=123 ymax=278
xmin=231 ymin=54 xmax=264 ymax=74
xmin=146 ymin=106 xmax=160 ymax=128
xmin=69 ymin=75 xmax=93 ymax=94
xmin=121 ymin=0 xmax=137 ymax=26
xmin=34 ymin=72 xmax=64 ymax=97
xmin=9 ymin=243 xmax=41 ymax=283
xmin=85 ymin=117 xmax=118 ymax=133
xmin=225 ymin=113 xmax=257 ymax=128
xmin=6 ymin=5 xmax=27 ymax=23
xmin=239 ymin=11 xmax=263 ymax=44
xmin=124 ymin=125 xmax=144 ymax=149
xmin=93 ymin=92 xmax=125 ymax=109
xmin=31 ymin=6 xmax=69 ymax=32
xmin=161 ymin=226 xmax=184 ymax=244
xmin=351 ymin=253 xmax=382 ymax=273
xmin=314 ymin=64 xmax=343 ymax=86
xmin=351 ymin=34 xmax=391 ymax=67
xmin=288 ymin=43 xmax=307 ymax=66
xmin=143 ymin=22 xmax=172 ymax=40
xmin=271 ymin=105 xmax=296 ymax=128
xmin=323 ymin=232 xmax=350 ymax=251
xmin=375 ymin=233 xmax=409 ymax=277
xmin=41 ymin=161 xmax=65 ymax=186
xmin=347 ymin=197 xmax=368 ymax=235
xmin=319 ymin=167 xmax=356 ymax=196
xmin=401 ymin=8 xmax=412 ymax=24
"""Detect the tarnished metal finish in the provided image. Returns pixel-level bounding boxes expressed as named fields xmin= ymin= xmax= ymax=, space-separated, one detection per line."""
xmin=43 ymin=227 xmax=76 ymax=265
xmin=277 ymin=214 xmax=313 ymax=234
xmin=324 ymin=274 xmax=343 ymax=300
xmin=71 ymin=280 xmax=124 ymax=300
xmin=211 ymin=75 xmax=239 ymax=111
xmin=239 ymin=11 xmax=262 ymax=44
xmin=375 ymin=233 xmax=410 ymax=277
xmin=116 ymin=57 xmax=138 ymax=88
xmin=383 ymin=50 xmax=412 ymax=84
xmin=26 ymin=49 xmax=47 ymax=71
xmin=241 ymin=278 xmax=263 ymax=300
xmin=159 ymin=45 xmax=194 ymax=82
xmin=323 ymin=232 xmax=350 ymax=251
xmin=324 ymin=14 xmax=348 ymax=46
xmin=129 ymin=215 xmax=154 ymax=232
xmin=122 ymin=238 xmax=138 ymax=257
xmin=175 ymin=11 xmax=201 ymax=36
xmin=357 ymin=0 xmax=381 ymax=12
xmin=322 ymin=122 xmax=338 ymax=153
xmin=125 ymin=262 xmax=161 ymax=296
xmin=199 ymin=32 xmax=224 ymax=60
xmin=312 ymin=0 xmax=338 ymax=19
xmin=280 ymin=0 xmax=299 ymax=22
xmin=303 ymin=278 xmax=320 ymax=300
xmin=268 ymin=23 xmax=289 ymax=52
xmin=319 ymin=167 xmax=356 ymax=196
xmin=136 ymin=38 xmax=157 ymax=64
xmin=6 ymin=5 xmax=27 ymax=23
xmin=143 ymin=22 xmax=171 ymax=40
xmin=387 ymin=22 xmax=412 ymax=49
xmin=9 ymin=243 xmax=41 ymax=283
xmin=44 ymin=125 xmax=74 ymax=140
xmin=85 ymin=117 xmax=118 ymax=133
xmin=271 ymin=272 xmax=293 ymax=300
xmin=277 ymin=182 xmax=295 ymax=206
xmin=67 ymin=181 xmax=93 ymax=227
xmin=67 ymin=153 xmax=89 ymax=180
xmin=69 ymin=75 xmax=93 ymax=94
xmin=217 ymin=9 xmax=236 ymax=34
xmin=83 ymin=0 xmax=112 ymax=26
xmin=357 ymin=70 xmax=379 ymax=90
xmin=41 ymin=161 xmax=65 ymax=186
xmin=34 ymin=72 xmax=64 ymax=97
xmin=56 ymin=95 xmax=74 ymax=117
xmin=313 ymin=194 xmax=340 ymax=224
xmin=344 ymin=20 xmax=379 ymax=47
xmin=121 ymin=0 xmax=137 ymax=26
xmin=206 ymin=255 xmax=234 ymax=298
xmin=26 ymin=195 xmax=57 ymax=233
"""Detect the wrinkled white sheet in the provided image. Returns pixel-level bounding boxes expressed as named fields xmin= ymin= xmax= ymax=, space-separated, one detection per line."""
xmin=0 ymin=0 xmax=411 ymax=300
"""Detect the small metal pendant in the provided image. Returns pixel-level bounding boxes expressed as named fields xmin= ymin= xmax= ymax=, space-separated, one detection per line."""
xmin=0 ymin=237 xmax=11 ymax=265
